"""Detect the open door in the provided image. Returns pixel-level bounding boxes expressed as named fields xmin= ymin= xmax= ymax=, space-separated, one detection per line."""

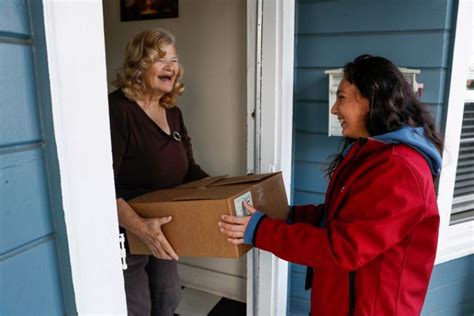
xmin=102 ymin=0 xmax=295 ymax=314
xmin=102 ymin=0 xmax=249 ymax=304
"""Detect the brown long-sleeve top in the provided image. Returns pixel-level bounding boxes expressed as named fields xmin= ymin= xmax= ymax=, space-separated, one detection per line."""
xmin=108 ymin=89 xmax=208 ymax=202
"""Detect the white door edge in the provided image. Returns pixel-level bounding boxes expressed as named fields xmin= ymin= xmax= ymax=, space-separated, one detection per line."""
xmin=247 ymin=0 xmax=295 ymax=315
xmin=435 ymin=0 xmax=474 ymax=265
xmin=42 ymin=0 xmax=127 ymax=314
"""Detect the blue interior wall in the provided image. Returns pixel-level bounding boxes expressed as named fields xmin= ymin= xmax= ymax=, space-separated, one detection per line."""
xmin=289 ymin=0 xmax=473 ymax=315
xmin=0 ymin=0 xmax=73 ymax=314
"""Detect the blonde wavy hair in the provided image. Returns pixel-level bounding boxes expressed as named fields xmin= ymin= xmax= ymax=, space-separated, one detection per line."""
xmin=113 ymin=29 xmax=184 ymax=108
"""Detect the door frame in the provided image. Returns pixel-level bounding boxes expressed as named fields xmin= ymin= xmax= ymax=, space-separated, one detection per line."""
xmin=247 ymin=0 xmax=295 ymax=314
xmin=41 ymin=1 xmax=127 ymax=314
xmin=435 ymin=0 xmax=474 ymax=264
xmin=41 ymin=0 xmax=295 ymax=314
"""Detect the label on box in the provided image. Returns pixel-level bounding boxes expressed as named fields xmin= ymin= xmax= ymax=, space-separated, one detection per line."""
xmin=234 ymin=191 xmax=253 ymax=217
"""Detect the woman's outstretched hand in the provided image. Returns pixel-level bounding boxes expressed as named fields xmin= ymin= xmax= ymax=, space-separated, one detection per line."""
xmin=218 ymin=202 xmax=256 ymax=245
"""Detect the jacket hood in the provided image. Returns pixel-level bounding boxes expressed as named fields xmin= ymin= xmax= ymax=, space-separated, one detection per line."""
xmin=372 ymin=126 xmax=442 ymax=175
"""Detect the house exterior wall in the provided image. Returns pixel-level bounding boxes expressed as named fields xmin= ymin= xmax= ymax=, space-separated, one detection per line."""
xmin=290 ymin=0 xmax=473 ymax=315
xmin=0 ymin=0 xmax=69 ymax=314
xmin=2 ymin=1 xmax=126 ymax=314
xmin=422 ymin=254 xmax=474 ymax=315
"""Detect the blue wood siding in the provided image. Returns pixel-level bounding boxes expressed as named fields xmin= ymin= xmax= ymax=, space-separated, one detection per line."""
xmin=0 ymin=1 xmax=72 ymax=314
xmin=0 ymin=0 xmax=30 ymax=37
xmin=0 ymin=240 xmax=65 ymax=315
xmin=0 ymin=44 xmax=42 ymax=147
xmin=423 ymin=255 xmax=474 ymax=315
xmin=289 ymin=0 xmax=473 ymax=315
xmin=0 ymin=149 xmax=54 ymax=253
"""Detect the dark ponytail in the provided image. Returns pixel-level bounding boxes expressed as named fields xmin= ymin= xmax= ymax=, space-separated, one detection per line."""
xmin=326 ymin=55 xmax=443 ymax=178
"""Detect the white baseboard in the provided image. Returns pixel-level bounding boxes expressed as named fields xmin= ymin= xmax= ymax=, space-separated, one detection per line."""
xmin=178 ymin=263 xmax=246 ymax=302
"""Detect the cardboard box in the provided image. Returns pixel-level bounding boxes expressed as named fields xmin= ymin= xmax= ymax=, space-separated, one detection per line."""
xmin=126 ymin=172 xmax=288 ymax=258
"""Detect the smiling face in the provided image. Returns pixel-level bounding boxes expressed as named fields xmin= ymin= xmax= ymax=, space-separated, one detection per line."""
xmin=330 ymin=78 xmax=370 ymax=139
xmin=144 ymin=43 xmax=179 ymax=96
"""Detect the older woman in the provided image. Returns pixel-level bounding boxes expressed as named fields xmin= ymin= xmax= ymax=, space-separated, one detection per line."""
xmin=109 ymin=29 xmax=208 ymax=316
xmin=219 ymin=55 xmax=443 ymax=315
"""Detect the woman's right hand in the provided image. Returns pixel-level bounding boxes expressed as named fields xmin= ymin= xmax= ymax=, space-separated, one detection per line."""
xmin=137 ymin=216 xmax=179 ymax=261
xmin=116 ymin=198 xmax=178 ymax=260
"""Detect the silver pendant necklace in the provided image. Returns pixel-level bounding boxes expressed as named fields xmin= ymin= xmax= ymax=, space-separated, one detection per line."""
xmin=172 ymin=131 xmax=181 ymax=141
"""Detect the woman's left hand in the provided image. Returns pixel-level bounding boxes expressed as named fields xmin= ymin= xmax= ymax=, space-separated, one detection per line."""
xmin=218 ymin=202 xmax=256 ymax=245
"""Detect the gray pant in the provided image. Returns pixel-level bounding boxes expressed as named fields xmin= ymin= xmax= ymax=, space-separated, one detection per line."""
xmin=124 ymin=255 xmax=182 ymax=316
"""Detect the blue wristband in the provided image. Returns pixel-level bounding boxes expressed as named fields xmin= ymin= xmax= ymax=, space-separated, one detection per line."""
xmin=244 ymin=211 xmax=265 ymax=245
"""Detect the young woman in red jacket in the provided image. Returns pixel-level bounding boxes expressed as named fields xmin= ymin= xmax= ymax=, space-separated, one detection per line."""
xmin=219 ymin=55 xmax=443 ymax=315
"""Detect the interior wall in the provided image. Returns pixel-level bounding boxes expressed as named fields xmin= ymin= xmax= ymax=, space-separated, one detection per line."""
xmin=102 ymin=0 xmax=248 ymax=284
xmin=102 ymin=0 xmax=247 ymax=178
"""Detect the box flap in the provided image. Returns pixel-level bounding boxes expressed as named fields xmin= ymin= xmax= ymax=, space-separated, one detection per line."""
xmin=173 ymin=185 xmax=246 ymax=201
xmin=211 ymin=172 xmax=279 ymax=186
xmin=175 ymin=175 xmax=228 ymax=189
xmin=173 ymin=194 xmax=221 ymax=201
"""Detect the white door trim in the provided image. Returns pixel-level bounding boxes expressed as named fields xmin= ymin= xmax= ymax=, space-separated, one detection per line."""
xmin=42 ymin=1 xmax=127 ymax=314
xmin=435 ymin=0 xmax=474 ymax=264
xmin=247 ymin=0 xmax=296 ymax=314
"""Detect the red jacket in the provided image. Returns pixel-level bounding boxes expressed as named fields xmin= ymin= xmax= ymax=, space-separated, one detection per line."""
xmin=254 ymin=138 xmax=440 ymax=315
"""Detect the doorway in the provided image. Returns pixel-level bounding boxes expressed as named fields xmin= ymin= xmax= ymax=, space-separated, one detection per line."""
xmin=29 ymin=0 xmax=293 ymax=313
xmin=102 ymin=0 xmax=249 ymax=305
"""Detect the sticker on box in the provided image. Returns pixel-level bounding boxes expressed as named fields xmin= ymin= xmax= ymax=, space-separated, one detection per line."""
xmin=234 ymin=191 xmax=253 ymax=217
